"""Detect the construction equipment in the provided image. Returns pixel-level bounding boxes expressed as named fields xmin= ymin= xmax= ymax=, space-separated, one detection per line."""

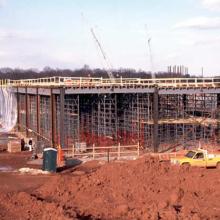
xmin=81 ymin=13 xmax=115 ymax=83
xmin=145 ymin=25 xmax=154 ymax=79
xmin=90 ymin=27 xmax=115 ymax=83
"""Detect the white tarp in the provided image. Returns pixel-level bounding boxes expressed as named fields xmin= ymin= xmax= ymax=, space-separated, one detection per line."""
xmin=0 ymin=87 xmax=17 ymax=132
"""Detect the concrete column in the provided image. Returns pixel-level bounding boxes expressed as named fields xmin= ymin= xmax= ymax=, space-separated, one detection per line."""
xmin=153 ymin=87 xmax=159 ymax=152
xmin=60 ymin=87 xmax=65 ymax=148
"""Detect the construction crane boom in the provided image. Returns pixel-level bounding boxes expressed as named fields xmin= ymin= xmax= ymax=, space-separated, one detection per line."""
xmin=145 ymin=25 xmax=155 ymax=79
xmin=90 ymin=28 xmax=115 ymax=82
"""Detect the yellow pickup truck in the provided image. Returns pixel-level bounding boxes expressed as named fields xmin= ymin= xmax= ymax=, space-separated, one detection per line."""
xmin=171 ymin=149 xmax=220 ymax=168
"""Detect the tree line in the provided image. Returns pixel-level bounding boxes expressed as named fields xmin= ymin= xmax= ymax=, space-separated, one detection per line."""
xmin=0 ymin=66 xmax=192 ymax=80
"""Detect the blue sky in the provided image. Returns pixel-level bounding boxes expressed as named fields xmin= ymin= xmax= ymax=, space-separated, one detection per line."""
xmin=0 ymin=0 xmax=220 ymax=76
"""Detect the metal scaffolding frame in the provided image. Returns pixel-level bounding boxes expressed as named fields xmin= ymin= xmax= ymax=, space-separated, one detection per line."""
xmin=39 ymin=95 xmax=51 ymax=140
xmin=14 ymin=82 xmax=220 ymax=152
xmin=56 ymin=94 xmax=79 ymax=148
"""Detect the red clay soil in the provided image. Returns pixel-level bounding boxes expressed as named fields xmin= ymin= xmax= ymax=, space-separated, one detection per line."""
xmin=0 ymin=151 xmax=40 ymax=169
xmin=0 ymin=155 xmax=220 ymax=220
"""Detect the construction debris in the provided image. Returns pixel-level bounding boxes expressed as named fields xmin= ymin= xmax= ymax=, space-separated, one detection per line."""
xmin=18 ymin=167 xmax=49 ymax=175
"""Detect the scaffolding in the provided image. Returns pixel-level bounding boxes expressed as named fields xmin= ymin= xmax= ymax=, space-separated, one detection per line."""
xmin=56 ymin=95 xmax=79 ymax=148
xmin=14 ymin=77 xmax=220 ymax=153
xmin=29 ymin=95 xmax=37 ymax=135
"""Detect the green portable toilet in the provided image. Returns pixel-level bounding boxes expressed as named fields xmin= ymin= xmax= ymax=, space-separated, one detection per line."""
xmin=42 ymin=148 xmax=57 ymax=172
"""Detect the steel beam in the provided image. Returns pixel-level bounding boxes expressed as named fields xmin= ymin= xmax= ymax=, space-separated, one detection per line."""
xmin=17 ymin=86 xmax=220 ymax=95
xmin=159 ymin=88 xmax=220 ymax=95
xmin=153 ymin=87 xmax=159 ymax=152
xmin=65 ymin=87 xmax=154 ymax=95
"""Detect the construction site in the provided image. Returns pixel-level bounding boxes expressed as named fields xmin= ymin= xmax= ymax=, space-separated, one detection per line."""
xmin=0 ymin=1 xmax=220 ymax=219
xmin=9 ymin=76 xmax=220 ymax=153
xmin=0 ymin=76 xmax=220 ymax=219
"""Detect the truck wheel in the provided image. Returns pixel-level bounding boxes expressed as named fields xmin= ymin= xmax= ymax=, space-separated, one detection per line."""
xmin=182 ymin=163 xmax=190 ymax=168
xmin=217 ymin=162 xmax=220 ymax=169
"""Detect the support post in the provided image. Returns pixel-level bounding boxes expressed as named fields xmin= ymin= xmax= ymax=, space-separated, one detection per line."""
xmin=137 ymin=93 xmax=140 ymax=142
xmin=107 ymin=148 xmax=110 ymax=163
xmin=16 ymin=87 xmax=20 ymax=131
xmin=153 ymin=87 xmax=159 ymax=152
xmin=36 ymin=88 xmax=40 ymax=141
xmin=72 ymin=144 xmax=75 ymax=157
xmin=92 ymin=144 xmax=95 ymax=159
xmin=118 ymin=142 xmax=121 ymax=159
xmin=115 ymin=94 xmax=118 ymax=144
xmin=217 ymin=94 xmax=220 ymax=143
xmin=25 ymin=87 xmax=29 ymax=137
xmin=77 ymin=95 xmax=80 ymax=142
xmin=60 ymin=87 xmax=65 ymax=148
xmin=50 ymin=89 xmax=56 ymax=147
xmin=97 ymin=95 xmax=101 ymax=144
xmin=183 ymin=94 xmax=187 ymax=117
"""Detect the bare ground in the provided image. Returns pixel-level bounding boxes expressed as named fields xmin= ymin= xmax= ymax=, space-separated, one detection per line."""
xmin=0 ymin=152 xmax=220 ymax=220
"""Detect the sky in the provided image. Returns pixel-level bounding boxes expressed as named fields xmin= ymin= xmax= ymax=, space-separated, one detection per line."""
xmin=0 ymin=0 xmax=220 ymax=76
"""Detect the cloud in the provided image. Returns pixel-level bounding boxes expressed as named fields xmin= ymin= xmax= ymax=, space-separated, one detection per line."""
xmin=174 ymin=17 xmax=220 ymax=30
xmin=201 ymin=0 xmax=220 ymax=11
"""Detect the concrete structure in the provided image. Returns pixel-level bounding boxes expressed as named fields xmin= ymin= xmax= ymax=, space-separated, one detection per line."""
xmin=1 ymin=76 xmax=220 ymax=152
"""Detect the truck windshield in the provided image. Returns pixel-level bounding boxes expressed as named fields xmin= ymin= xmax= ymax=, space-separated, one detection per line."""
xmin=185 ymin=151 xmax=196 ymax=158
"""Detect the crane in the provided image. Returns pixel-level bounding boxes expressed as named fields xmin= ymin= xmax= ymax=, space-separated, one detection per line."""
xmin=90 ymin=27 xmax=115 ymax=83
xmin=145 ymin=25 xmax=155 ymax=79
xmin=81 ymin=12 xmax=115 ymax=83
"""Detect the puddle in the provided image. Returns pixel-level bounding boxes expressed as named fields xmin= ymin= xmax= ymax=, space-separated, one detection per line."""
xmin=0 ymin=166 xmax=13 ymax=172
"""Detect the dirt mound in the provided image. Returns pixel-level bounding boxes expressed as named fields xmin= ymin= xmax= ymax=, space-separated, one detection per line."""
xmin=1 ymin=156 xmax=220 ymax=219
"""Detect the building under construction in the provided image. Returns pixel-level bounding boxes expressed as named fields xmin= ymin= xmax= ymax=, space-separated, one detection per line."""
xmin=2 ymin=76 xmax=220 ymax=152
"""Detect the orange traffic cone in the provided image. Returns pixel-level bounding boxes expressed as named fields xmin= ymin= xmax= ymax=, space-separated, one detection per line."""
xmin=57 ymin=145 xmax=65 ymax=167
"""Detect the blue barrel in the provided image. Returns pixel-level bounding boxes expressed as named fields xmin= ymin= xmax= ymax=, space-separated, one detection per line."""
xmin=42 ymin=148 xmax=57 ymax=172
